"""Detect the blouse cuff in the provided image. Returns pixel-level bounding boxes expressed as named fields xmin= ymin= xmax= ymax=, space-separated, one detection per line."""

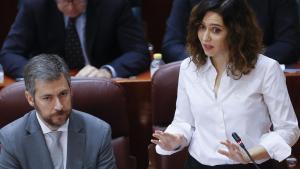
xmin=165 ymin=122 xmax=193 ymax=144
xmin=259 ymin=132 xmax=291 ymax=162
xmin=155 ymin=122 xmax=192 ymax=155
xmin=155 ymin=145 xmax=179 ymax=155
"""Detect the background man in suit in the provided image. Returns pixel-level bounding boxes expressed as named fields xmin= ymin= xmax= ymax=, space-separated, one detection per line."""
xmin=0 ymin=54 xmax=116 ymax=169
xmin=0 ymin=0 xmax=149 ymax=79
xmin=162 ymin=0 xmax=300 ymax=64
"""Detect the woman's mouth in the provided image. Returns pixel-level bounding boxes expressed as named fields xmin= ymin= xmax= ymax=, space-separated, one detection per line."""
xmin=203 ymin=44 xmax=214 ymax=51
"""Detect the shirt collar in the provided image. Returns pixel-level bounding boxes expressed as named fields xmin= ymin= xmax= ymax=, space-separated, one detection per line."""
xmin=63 ymin=12 xmax=86 ymax=27
xmin=198 ymin=57 xmax=214 ymax=73
xmin=36 ymin=111 xmax=69 ymax=134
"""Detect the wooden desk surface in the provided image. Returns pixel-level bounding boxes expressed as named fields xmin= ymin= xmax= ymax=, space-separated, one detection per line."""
xmin=0 ymin=71 xmax=151 ymax=89
xmin=0 ymin=76 xmax=15 ymax=89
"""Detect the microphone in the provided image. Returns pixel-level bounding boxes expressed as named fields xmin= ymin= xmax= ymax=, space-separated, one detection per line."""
xmin=232 ymin=132 xmax=260 ymax=169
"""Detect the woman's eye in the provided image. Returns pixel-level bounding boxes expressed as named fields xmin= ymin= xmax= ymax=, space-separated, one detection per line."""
xmin=212 ymin=27 xmax=221 ymax=33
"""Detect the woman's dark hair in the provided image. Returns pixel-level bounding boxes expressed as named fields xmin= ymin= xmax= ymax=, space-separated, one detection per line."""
xmin=187 ymin=0 xmax=263 ymax=78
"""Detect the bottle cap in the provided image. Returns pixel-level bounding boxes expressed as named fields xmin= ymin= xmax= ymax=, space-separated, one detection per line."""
xmin=153 ymin=53 xmax=162 ymax=59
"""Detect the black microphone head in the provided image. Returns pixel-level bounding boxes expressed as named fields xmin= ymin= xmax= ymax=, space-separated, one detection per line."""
xmin=232 ymin=132 xmax=245 ymax=148
xmin=232 ymin=132 xmax=241 ymax=142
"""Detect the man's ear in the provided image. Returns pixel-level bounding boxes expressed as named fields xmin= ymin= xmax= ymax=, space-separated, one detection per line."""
xmin=25 ymin=91 xmax=34 ymax=107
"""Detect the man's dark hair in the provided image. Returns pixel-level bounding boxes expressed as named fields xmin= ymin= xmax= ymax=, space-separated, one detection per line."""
xmin=24 ymin=54 xmax=70 ymax=95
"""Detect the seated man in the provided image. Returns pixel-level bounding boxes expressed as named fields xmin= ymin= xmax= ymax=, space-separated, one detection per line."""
xmin=0 ymin=54 xmax=116 ymax=169
xmin=0 ymin=0 xmax=149 ymax=79
xmin=162 ymin=0 xmax=300 ymax=64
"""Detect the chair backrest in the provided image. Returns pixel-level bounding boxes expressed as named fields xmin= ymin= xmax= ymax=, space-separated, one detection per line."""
xmin=150 ymin=61 xmax=188 ymax=169
xmin=0 ymin=77 xmax=135 ymax=169
xmin=151 ymin=61 xmax=181 ymax=128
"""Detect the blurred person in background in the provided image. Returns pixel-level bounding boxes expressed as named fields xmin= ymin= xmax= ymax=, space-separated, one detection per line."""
xmin=0 ymin=0 xmax=149 ymax=79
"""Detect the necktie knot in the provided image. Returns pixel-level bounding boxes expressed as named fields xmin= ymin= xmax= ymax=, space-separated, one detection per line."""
xmin=67 ymin=17 xmax=77 ymax=26
xmin=48 ymin=131 xmax=62 ymax=143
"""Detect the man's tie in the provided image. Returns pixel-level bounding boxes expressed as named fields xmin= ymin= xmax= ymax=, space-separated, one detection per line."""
xmin=64 ymin=17 xmax=85 ymax=69
xmin=47 ymin=131 xmax=64 ymax=169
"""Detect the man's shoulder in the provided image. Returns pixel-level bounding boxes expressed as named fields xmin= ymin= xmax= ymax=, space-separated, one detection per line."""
xmin=0 ymin=112 xmax=33 ymax=140
xmin=71 ymin=110 xmax=110 ymax=131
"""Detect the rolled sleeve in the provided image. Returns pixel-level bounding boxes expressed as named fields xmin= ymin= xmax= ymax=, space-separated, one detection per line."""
xmin=155 ymin=121 xmax=193 ymax=155
xmin=261 ymin=60 xmax=300 ymax=161
xmin=259 ymin=132 xmax=291 ymax=162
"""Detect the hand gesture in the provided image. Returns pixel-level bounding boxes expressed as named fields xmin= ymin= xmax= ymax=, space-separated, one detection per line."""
xmin=151 ymin=130 xmax=185 ymax=151
xmin=217 ymin=140 xmax=249 ymax=164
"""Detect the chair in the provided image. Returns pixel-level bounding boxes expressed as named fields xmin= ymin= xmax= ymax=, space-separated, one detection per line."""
xmin=149 ymin=61 xmax=188 ymax=169
xmin=0 ymin=77 xmax=136 ymax=169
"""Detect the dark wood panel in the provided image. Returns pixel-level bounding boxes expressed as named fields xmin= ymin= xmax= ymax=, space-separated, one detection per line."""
xmin=119 ymin=81 xmax=152 ymax=169
xmin=142 ymin=0 xmax=173 ymax=52
xmin=0 ymin=0 xmax=18 ymax=48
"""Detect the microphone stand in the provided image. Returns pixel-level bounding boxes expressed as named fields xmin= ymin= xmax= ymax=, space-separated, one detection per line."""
xmin=232 ymin=132 xmax=260 ymax=169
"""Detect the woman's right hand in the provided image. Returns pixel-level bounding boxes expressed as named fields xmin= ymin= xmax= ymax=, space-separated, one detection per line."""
xmin=151 ymin=130 xmax=186 ymax=151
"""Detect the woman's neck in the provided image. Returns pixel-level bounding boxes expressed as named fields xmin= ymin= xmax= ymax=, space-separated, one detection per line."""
xmin=210 ymin=54 xmax=228 ymax=74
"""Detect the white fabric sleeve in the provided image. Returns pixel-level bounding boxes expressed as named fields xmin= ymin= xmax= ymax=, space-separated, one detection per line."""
xmin=260 ymin=61 xmax=300 ymax=162
xmin=156 ymin=60 xmax=195 ymax=155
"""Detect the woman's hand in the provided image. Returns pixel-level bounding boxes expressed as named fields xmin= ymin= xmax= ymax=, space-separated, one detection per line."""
xmin=151 ymin=130 xmax=186 ymax=151
xmin=217 ymin=140 xmax=250 ymax=164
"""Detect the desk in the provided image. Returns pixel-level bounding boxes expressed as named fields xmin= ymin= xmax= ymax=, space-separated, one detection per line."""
xmin=0 ymin=76 xmax=15 ymax=89
xmin=115 ymin=72 xmax=152 ymax=169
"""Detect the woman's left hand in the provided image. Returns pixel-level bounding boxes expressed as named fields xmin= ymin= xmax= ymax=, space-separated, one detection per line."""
xmin=217 ymin=140 xmax=249 ymax=164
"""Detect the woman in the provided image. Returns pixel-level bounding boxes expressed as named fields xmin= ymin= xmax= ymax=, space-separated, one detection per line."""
xmin=151 ymin=0 xmax=300 ymax=168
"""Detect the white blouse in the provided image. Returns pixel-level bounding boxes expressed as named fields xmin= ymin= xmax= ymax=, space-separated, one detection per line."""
xmin=156 ymin=55 xmax=300 ymax=166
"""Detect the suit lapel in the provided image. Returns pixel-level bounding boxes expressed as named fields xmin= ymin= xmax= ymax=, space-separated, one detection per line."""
xmin=23 ymin=111 xmax=54 ymax=169
xmin=85 ymin=0 xmax=101 ymax=58
xmin=66 ymin=111 xmax=86 ymax=169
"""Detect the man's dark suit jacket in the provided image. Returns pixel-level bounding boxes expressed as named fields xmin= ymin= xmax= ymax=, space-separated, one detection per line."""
xmin=162 ymin=0 xmax=300 ymax=64
xmin=0 ymin=0 xmax=149 ymax=78
xmin=0 ymin=110 xmax=116 ymax=169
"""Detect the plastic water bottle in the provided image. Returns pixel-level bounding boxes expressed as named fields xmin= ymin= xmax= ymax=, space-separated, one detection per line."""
xmin=150 ymin=53 xmax=165 ymax=77
xmin=0 ymin=64 xmax=4 ymax=84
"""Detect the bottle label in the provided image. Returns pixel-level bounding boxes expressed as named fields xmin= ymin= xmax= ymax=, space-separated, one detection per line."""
xmin=150 ymin=67 xmax=159 ymax=77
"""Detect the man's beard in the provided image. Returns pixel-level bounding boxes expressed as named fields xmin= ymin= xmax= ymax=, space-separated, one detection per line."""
xmin=35 ymin=104 xmax=71 ymax=128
